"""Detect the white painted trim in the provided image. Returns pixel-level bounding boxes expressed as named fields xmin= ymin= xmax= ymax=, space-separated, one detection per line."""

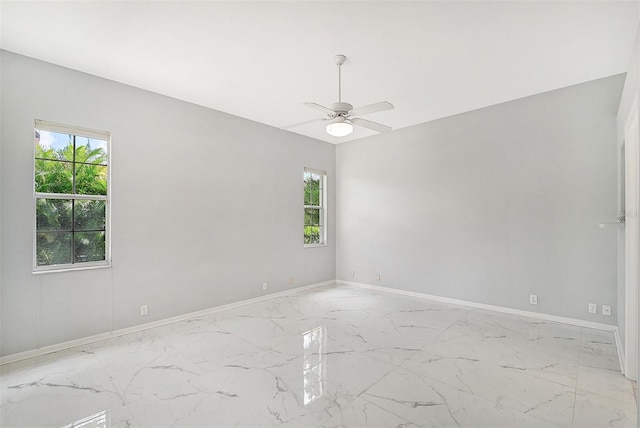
xmin=303 ymin=167 xmax=327 ymax=176
xmin=624 ymin=93 xmax=639 ymax=381
xmin=35 ymin=119 xmax=110 ymax=140
xmin=32 ymin=262 xmax=111 ymax=275
xmin=2 ymin=278 xmax=623 ymax=372
xmin=615 ymin=327 xmax=626 ymax=376
xmin=0 ymin=280 xmax=334 ymax=366
xmin=338 ymin=280 xmax=618 ymax=332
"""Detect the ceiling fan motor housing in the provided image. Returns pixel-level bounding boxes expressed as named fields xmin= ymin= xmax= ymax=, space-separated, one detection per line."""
xmin=330 ymin=102 xmax=353 ymax=116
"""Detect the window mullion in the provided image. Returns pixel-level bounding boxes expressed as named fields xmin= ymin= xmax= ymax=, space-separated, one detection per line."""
xmin=72 ymin=134 xmax=76 ymax=195
xmin=71 ymin=200 xmax=76 ymax=264
xmin=35 ymin=193 xmax=106 ymax=201
xmin=71 ymin=135 xmax=76 ymax=264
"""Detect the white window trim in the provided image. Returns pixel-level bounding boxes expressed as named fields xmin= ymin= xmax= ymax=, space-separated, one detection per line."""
xmin=33 ymin=120 xmax=112 ymax=273
xmin=304 ymin=167 xmax=327 ymax=248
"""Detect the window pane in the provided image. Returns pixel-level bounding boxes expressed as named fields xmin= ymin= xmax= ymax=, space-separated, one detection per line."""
xmin=74 ymin=231 xmax=106 ymax=263
xmin=304 ymin=174 xmax=320 ymax=206
xmin=304 ymin=208 xmax=320 ymax=226
xmin=304 ymin=226 xmax=320 ymax=244
xmin=36 ymin=232 xmax=72 ymax=266
xmin=76 ymin=136 xmax=108 ymax=165
xmin=35 ymin=130 xmax=73 ymax=161
xmin=74 ymin=200 xmax=106 ymax=231
xmin=36 ymin=199 xmax=72 ymax=231
xmin=75 ymin=164 xmax=107 ymax=195
xmin=35 ymin=159 xmax=73 ymax=193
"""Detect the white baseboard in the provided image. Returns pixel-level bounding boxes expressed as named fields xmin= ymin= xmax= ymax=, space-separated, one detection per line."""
xmin=2 ymin=279 xmax=624 ymax=371
xmin=0 ymin=280 xmax=334 ymax=366
xmin=338 ymin=280 xmax=618 ymax=332
xmin=344 ymin=280 xmax=627 ymax=375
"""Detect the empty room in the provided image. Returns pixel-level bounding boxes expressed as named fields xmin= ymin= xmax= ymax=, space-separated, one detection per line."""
xmin=1 ymin=1 xmax=639 ymax=427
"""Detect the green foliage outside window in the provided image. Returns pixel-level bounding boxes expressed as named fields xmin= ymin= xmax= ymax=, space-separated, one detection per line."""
xmin=35 ymin=139 xmax=107 ymax=195
xmin=304 ymin=225 xmax=321 ymax=244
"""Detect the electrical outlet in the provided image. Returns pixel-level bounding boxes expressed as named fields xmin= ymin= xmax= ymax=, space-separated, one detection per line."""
xmin=376 ymin=274 xmax=381 ymax=281
xmin=262 ymin=282 xmax=268 ymax=291
xmin=588 ymin=303 xmax=597 ymax=314
xmin=602 ymin=305 xmax=611 ymax=316
xmin=140 ymin=305 xmax=148 ymax=316
xmin=351 ymin=271 xmax=355 ymax=278
xmin=529 ymin=294 xmax=538 ymax=305
xmin=288 ymin=277 xmax=294 ymax=285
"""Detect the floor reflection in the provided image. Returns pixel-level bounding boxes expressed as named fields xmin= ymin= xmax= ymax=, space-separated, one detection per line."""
xmin=61 ymin=410 xmax=108 ymax=428
xmin=303 ymin=326 xmax=326 ymax=406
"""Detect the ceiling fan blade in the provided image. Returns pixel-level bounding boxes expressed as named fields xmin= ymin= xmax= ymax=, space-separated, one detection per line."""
xmin=304 ymin=102 xmax=335 ymax=115
xmin=350 ymin=117 xmax=392 ymax=133
xmin=282 ymin=117 xmax=326 ymax=129
xmin=349 ymin=101 xmax=394 ymax=117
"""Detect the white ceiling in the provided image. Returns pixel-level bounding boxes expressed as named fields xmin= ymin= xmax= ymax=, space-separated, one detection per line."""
xmin=1 ymin=1 xmax=638 ymax=143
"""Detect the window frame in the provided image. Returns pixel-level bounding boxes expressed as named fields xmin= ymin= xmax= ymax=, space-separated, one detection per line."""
xmin=303 ymin=167 xmax=327 ymax=248
xmin=32 ymin=119 xmax=111 ymax=273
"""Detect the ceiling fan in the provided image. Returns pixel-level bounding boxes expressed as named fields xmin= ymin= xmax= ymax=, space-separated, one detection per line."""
xmin=284 ymin=54 xmax=394 ymax=137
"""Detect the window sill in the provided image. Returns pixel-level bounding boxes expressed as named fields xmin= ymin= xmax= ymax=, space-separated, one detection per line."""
xmin=32 ymin=261 xmax=112 ymax=275
xmin=304 ymin=243 xmax=327 ymax=249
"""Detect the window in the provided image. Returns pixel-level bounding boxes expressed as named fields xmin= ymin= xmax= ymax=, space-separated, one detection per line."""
xmin=34 ymin=120 xmax=110 ymax=271
xmin=304 ymin=167 xmax=326 ymax=246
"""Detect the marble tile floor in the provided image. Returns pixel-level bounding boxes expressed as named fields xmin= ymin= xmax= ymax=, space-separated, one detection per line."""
xmin=1 ymin=284 xmax=637 ymax=428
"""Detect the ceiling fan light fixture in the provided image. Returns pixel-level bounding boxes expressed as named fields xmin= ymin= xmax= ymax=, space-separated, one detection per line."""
xmin=326 ymin=121 xmax=353 ymax=137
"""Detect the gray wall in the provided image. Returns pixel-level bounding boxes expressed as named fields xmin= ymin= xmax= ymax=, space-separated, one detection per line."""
xmin=616 ymin=28 xmax=640 ymax=350
xmin=337 ymin=75 xmax=624 ymax=325
xmin=0 ymin=48 xmax=629 ymax=357
xmin=0 ymin=51 xmax=336 ymax=357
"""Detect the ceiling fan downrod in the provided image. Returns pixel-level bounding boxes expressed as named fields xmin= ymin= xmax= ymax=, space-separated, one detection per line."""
xmin=334 ymin=54 xmax=346 ymax=104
